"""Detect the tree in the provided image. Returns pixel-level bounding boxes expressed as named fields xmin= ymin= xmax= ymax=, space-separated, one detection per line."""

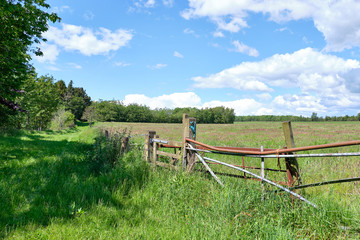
xmin=19 ymin=75 xmax=60 ymax=130
xmin=82 ymin=105 xmax=96 ymax=127
xmin=311 ymin=112 xmax=319 ymax=122
xmin=0 ymin=0 xmax=60 ymax=115
xmin=54 ymin=80 xmax=67 ymax=102
xmin=50 ymin=107 xmax=75 ymax=130
xmin=64 ymin=81 xmax=92 ymax=119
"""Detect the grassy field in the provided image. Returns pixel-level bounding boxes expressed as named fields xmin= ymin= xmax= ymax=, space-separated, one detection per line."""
xmin=1 ymin=121 xmax=359 ymax=239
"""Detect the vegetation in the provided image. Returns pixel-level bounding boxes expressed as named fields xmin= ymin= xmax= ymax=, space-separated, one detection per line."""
xmin=0 ymin=0 xmax=60 ymax=121
xmin=89 ymin=100 xmax=236 ymax=124
xmin=1 ymin=122 xmax=359 ymax=239
xmin=236 ymin=112 xmax=360 ymax=122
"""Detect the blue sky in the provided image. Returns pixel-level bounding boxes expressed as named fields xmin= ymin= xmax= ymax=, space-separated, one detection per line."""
xmin=32 ymin=0 xmax=360 ymax=116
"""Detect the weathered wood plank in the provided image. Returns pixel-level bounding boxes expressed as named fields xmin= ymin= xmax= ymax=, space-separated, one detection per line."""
xmin=157 ymin=150 xmax=181 ymax=159
xmin=282 ymin=121 xmax=302 ymax=186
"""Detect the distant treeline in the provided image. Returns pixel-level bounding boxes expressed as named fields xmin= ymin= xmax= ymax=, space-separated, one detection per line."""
xmin=235 ymin=112 xmax=360 ymax=122
xmin=83 ymin=101 xmax=236 ymax=124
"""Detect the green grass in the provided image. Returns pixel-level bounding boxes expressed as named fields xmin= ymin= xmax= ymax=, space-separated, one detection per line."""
xmin=1 ymin=122 xmax=360 ymax=239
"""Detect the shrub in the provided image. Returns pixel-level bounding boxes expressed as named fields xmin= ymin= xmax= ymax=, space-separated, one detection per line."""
xmin=50 ymin=107 xmax=75 ymax=130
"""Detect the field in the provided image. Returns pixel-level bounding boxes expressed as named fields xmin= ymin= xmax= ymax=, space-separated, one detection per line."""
xmin=1 ymin=121 xmax=359 ymax=239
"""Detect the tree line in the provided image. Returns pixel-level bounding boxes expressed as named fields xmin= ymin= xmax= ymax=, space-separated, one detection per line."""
xmin=83 ymin=101 xmax=236 ymax=125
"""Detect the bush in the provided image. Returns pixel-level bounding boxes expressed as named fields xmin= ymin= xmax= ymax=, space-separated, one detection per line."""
xmin=50 ymin=107 xmax=75 ymax=130
xmin=89 ymin=128 xmax=131 ymax=174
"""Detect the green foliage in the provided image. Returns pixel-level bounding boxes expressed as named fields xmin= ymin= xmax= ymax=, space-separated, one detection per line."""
xmin=19 ymin=75 xmax=60 ymax=130
xmin=89 ymin=129 xmax=131 ymax=174
xmin=64 ymin=80 xmax=92 ymax=120
xmin=50 ymin=107 xmax=75 ymax=130
xmin=82 ymin=105 xmax=96 ymax=127
xmin=1 ymin=123 xmax=359 ymax=239
xmin=92 ymin=100 xmax=236 ymax=124
xmin=0 ymin=0 xmax=60 ymax=113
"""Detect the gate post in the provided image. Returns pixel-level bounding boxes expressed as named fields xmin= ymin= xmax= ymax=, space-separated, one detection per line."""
xmin=282 ymin=121 xmax=302 ymax=186
xmin=182 ymin=114 xmax=197 ymax=171
xmin=144 ymin=130 xmax=156 ymax=162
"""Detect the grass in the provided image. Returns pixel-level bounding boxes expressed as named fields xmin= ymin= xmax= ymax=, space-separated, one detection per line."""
xmin=1 ymin=122 xmax=360 ymax=239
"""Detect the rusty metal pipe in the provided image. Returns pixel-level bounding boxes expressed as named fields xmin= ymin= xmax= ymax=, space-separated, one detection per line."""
xmin=186 ymin=138 xmax=360 ymax=155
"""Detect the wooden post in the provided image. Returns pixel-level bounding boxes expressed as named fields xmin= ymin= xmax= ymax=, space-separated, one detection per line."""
xmin=182 ymin=114 xmax=196 ymax=171
xmin=282 ymin=121 xmax=302 ymax=186
xmin=153 ymin=141 xmax=158 ymax=169
xmin=144 ymin=130 xmax=156 ymax=162
xmin=121 ymin=137 xmax=129 ymax=153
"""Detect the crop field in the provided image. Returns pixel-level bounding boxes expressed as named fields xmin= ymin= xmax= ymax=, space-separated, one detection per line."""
xmin=1 ymin=121 xmax=359 ymax=239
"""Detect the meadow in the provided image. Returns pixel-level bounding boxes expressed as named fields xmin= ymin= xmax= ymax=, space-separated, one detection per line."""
xmin=0 ymin=121 xmax=359 ymax=239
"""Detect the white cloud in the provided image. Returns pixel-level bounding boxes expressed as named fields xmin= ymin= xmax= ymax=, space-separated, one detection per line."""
xmin=202 ymin=99 xmax=263 ymax=115
xmin=182 ymin=0 xmax=360 ymax=52
xmin=134 ymin=0 xmax=156 ymax=8
xmin=43 ymin=23 xmax=133 ymax=56
xmin=174 ymin=51 xmax=184 ymax=58
xmin=190 ymin=48 xmax=360 ymax=115
xmin=148 ymin=63 xmax=167 ymax=69
xmin=35 ymin=43 xmax=60 ymax=64
xmin=213 ymin=31 xmax=224 ymax=38
xmin=184 ymin=28 xmax=199 ymax=38
xmin=231 ymin=40 xmax=259 ymax=57
xmin=124 ymin=92 xmax=202 ymax=109
xmin=192 ymin=48 xmax=359 ymax=91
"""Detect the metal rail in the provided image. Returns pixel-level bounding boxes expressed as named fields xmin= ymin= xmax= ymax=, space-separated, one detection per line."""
xmin=188 ymin=145 xmax=317 ymax=208
xmin=186 ymin=138 xmax=360 ymax=155
xmin=187 ymin=148 xmax=360 ymax=158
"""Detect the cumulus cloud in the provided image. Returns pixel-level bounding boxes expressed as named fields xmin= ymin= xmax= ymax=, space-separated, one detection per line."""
xmin=34 ymin=43 xmax=60 ymax=64
xmin=123 ymin=92 xmax=202 ymax=109
xmin=134 ymin=0 xmax=156 ymax=8
xmin=190 ymin=48 xmax=360 ymax=115
xmin=174 ymin=51 xmax=184 ymax=58
xmin=202 ymin=99 xmax=263 ymax=115
xmin=192 ymin=48 xmax=359 ymax=91
xmin=213 ymin=31 xmax=224 ymax=38
xmin=182 ymin=0 xmax=360 ymax=51
xmin=231 ymin=40 xmax=259 ymax=57
xmin=43 ymin=23 xmax=133 ymax=56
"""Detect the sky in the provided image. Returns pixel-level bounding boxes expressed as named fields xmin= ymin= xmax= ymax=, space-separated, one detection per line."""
xmin=32 ymin=0 xmax=360 ymax=117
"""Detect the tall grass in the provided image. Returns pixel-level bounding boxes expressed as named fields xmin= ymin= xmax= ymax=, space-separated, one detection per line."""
xmin=1 ymin=122 xmax=359 ymax=239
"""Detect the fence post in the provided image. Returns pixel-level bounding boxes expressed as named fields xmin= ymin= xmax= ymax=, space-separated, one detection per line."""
xmin=182 ymin=114 xmax=197 ymax=171
xmin=282 ymin=121 xmax=302 ymax=186
xmin=153 ymin=141 xmax=158 ymax=169
xmin=144 ymin=130 xmax=156 ymax=162
xmin=121 ymin=137 xmax=129 ymax=153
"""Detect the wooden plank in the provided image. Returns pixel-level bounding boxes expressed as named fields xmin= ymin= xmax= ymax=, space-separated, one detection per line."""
xmin=155 ymin=161 xmax=179 ymax=170
xmin=157 ymin=150 xmax=181 ymax=159
xmin=282 ymin=121 xmax=302 ymax=186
